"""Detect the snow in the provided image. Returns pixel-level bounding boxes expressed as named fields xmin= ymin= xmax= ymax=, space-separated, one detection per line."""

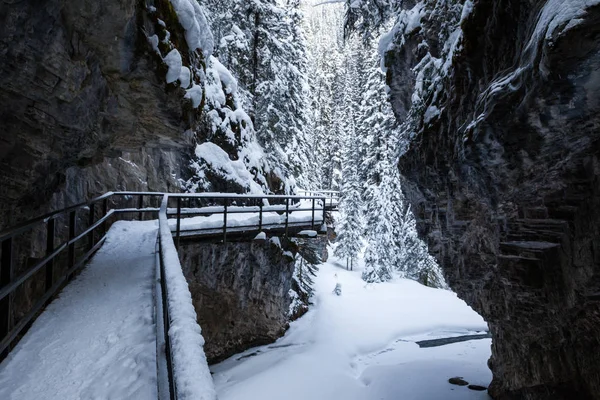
xmin=211 ymin=251 xmax=491 ymax=400
xmin=270 ymin=237 xmax=282 ymax=248
xmin=149 ymin=34 xmax=160 ymax=54
xmin=169 ymin=0 xmax=214 ymax=56
xmin=159 ymin=198 xmax=217 ymax=400
xmin=378 ymin=3 xmax=425 ymax=71
xmin=476 ymin=0 xmax=600 ymax=117
xmin=164 ymin=49 xmax=183 ymax=84
xmin=442 ymin=27 xmax=464 ymax=76
xmin=211 ymin=56 xmax=238 ymax=94
xmin=424 ymin=105 xmax=440 ymax=124
xmin=179 ymin=66 xmax=191 ymax=88
xmin=298 ymin=230 xmax=318 ymax=237
xmin=0 ymin=221 xmax=159 ymax=400
xmin=204 ymin=56 xmax=238 ymax=108
xmin=185 ymin=84 xmax=204 ymax=108
xmin=561 ymin=18 xmax=585 ymax=34
xmin=460 ymin=0 xmax=474 ymax=24
xmin=532 ymin=0 xmax=600 ymax=42
xmin=195 ymin=142 xmax=266 ymax=194
xmin=254 ymin=232 xmax=267 ymax=240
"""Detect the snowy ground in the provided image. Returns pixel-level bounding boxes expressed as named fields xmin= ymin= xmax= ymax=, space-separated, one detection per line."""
xmin=211 ymin=252 xmax=492 ymax=400
xmin=0 ymin=221 xmax=159 ymax=400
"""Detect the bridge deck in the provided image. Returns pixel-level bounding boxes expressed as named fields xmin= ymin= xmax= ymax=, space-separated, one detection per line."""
xmin=0 ymin=221 xmax=159 ymax=400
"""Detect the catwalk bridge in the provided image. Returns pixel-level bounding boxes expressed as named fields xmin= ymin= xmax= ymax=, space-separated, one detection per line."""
xmin=0 ymin=190 xmax=339 ymax=400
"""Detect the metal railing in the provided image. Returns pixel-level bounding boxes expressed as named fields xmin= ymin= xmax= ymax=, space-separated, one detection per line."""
xmin=165 ymin=193 xmax=328 ymax=247
xmin=0 ymin=190 xmax=330 ymax=400
xmin=0 ymin=191 xmax=166 ymax=359
xmin=297 ymin=189 xmax=340 ymax=210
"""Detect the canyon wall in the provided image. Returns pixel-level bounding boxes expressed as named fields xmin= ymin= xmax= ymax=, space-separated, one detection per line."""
xmin=178 ymin=234 xmax=326 ymax=363
xmin=0 ymin=0 xmax=197 ymax=229
xmin=394 ymin=1 xmax=600 ymax=398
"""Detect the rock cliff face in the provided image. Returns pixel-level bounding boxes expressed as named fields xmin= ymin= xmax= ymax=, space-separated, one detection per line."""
xmin=394 ymin=1 xmax=600 ymax=399
xmin=0 ymin=0 xmax=198 ymax=229
xmin=178 ymin=238 xmax=295 ymax=364
xmin=178 ymin=234 xmax=327 ymax=363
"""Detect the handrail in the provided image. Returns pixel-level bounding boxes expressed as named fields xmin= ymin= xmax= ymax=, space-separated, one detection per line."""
xmin=297 ymin=189 xmax=340 ymax=194
xmin=0 ymin=192 xmax=114 ymax=242
xmin=0 ymin=192 xmax=165 ymax=358
xmin=167 ymin=193 xmax=326 ymax=200
xmin=158 ymin=194 xmax=217 ymax=400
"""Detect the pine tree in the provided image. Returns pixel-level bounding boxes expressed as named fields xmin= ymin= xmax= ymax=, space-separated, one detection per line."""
xmin=360 ymin=33 xmax=403 ymax=283
xmin=334 ymin=114 xmax=363 ymax=267
xmin=303 ymin=0 xmax=347 ymax=191
xmin=289 ymin=253 xmax=319 ymax=319
xmin=204 ymin=0 xmax=315 ymax=193
xmin=397 ymin=204 xmax=448 ymax=288
xmin=356 ymin=29 xmax=447 ymax=287
xmin=362 ymin=145 xmax=405 ymax=282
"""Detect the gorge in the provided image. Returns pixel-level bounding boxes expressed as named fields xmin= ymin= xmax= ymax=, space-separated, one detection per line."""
xmin=0 ymin=0 xmax=599 ymax=399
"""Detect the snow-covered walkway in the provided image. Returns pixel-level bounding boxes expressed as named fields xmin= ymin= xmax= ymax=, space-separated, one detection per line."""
xmin=212 ymin=253 xmax=492 ymax=400
xmin=0 ymin=221 xmax=159 ymax=400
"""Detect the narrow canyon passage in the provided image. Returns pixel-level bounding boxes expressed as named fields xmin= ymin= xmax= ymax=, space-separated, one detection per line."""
xmin=0 ymin=0 xmax=598 ymax=399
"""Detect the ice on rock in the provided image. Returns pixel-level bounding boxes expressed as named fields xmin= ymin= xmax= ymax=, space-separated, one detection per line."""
xmin=298 ymin=230 xmax=318 ymax=238
xmin=270 ymin=237 xmax=282 ymax=248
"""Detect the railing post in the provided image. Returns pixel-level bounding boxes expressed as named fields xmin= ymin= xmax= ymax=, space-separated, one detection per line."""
xmin=46 ymin=219 xmax=55 ymax=292
xmin=223 ymin=198 xmax=228 ymax=244
xmin=322 ymin=196 xmax=326 ymax=231
xmin=176 ymin=197 xmax=181 ymax=250
xmin=311 ymin=198 xmax=315 ymax=230
xmin=259 ymin=199 xmax=263 ymax=232
xmin=87 ymin=203 xmax=95 ymax=251
xmin=0 ymin=237 xmax=13 ymax=352
xmin=68 ymin=210 xmax=76 ymax=274
xmin=102 ymin=198 xmax=108 ymax=237
xmin=285 ymin=198 xmax=289 ymax=237
xmin=138 ymin=195 xmax=144 ymax=221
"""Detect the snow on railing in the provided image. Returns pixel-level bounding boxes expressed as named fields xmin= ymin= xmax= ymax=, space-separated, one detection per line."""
xmin=158 ymin=195 xmax=217 ymax=400
xmin=296 ymin=189 xmax=340 ymax=210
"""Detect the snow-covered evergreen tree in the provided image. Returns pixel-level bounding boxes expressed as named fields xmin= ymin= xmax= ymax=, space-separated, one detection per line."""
xmin=396 ymin=204 xmax=448 ymax=288
xmin=334 ymin=115 xmax=363 ymax=267
xmin=355 ymin=28 xmax=446 ymax=288
xmin=362 ymin=140 xmax=405 ymax=283
xmin=358 ymin=30 xmax=402 ymax=283
xmin=344 ymin=0 xmax=400 ymax=42
xmin=289 ymin=253 xmax=319 ymax=319
xmin=303 ymin=0 xmax=346 ymax=190
xmin=204 ymin=0 xmax=317 ymax=192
